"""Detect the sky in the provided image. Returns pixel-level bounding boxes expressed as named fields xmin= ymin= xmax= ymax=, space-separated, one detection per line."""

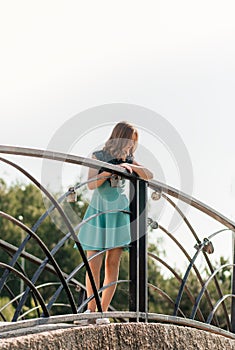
xmin=0 ymin=0 xmax=235 ymax=271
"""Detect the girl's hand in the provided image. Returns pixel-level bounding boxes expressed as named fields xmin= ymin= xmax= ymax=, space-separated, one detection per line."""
xmin=119 ymin=163 xmax=133 ymax=173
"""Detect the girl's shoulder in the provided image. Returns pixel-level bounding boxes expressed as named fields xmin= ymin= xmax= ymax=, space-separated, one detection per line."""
xmin=92 ymin=150 xmax=104 ymax=160
xmin=92 ymin=149 xmax=110 ymax=162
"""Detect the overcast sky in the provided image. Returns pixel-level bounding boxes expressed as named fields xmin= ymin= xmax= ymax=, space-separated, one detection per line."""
xmin=0 ymin=1 xmax=235 ymax=269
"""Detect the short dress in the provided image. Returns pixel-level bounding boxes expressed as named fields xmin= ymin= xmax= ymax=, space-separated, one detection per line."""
xmin=77 ymin=150 xmax=132 ymax=251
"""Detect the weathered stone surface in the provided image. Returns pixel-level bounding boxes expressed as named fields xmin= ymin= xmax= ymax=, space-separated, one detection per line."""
xmin=0 ymin=323 xmax=235 ymax=350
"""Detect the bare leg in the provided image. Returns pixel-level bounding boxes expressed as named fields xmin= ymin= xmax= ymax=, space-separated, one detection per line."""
xmin=86 ymin=250 xmax=104 ymax=312
xmin=101 ymin=248 xmax=123 ymax=312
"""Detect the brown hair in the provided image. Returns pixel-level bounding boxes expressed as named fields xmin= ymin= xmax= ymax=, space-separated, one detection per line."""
xmin=103 ymin=121 xmax=138 ymax=160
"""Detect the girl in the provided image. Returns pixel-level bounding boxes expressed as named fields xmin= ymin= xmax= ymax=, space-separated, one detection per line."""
xmin=78 ymin=121 xmax=153 ymax=324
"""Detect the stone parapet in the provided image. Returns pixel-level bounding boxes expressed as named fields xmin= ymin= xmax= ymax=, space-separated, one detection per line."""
xmin=1 ymin=323 xmax=235 ymax=350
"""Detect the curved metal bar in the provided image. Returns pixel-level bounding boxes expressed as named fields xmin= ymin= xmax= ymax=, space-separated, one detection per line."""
xmin=161 ymin=193 xmax=199 ymax=241
xmin=173 ymin=249 xmax=200 ymax=311
xmin=77 ymin=279 xmax=130 ymax=313
xmin=207 ymin=294 xmax=235 ymax=325
xmin=1 ymin=252 xmax=41 ymax=322
xmin=0 ymin=248 xmax=41 ymax=319
xmin=148 ymin=283 xmax=185 ymax=318
xmin=174 ymin=229 xmax=233 ymax=331
xmin=148 ymin=252 xmax=205 ymax=322
xmin=31 ymin=174 xmax=111 ymax=233
xmin=160 ymin=195 xmax=231 ymax=327
xmin=0 ymin=283 xmax=20 ymax=315
xmin=0 ymin=248 xmax=26 ymax=277
xmin=0 ymin=290 xmax=24 ymax=313
xmin=159 ymin=225 xmax=217 ymax=324
xmin=191 ymin=263 xmax=234 ymax=320
xmin=0 ymin=263 xmax=49 ymax=317
xmin=18 ymin=303 xmax=73 ymax=320
xmin=0 ymin=311 xmax=7 ymax=322
xmin=36 ymin=281 xmax=82 ymax=290
xmin=0 ymin=212 xmax=77 ymax=320
xmin=0 ymin=312 xmax=234 ymax=341
xmin=0 ymin=156 xmax=102 ymax=316
xmin=149 ymin=179 xmax=235 ymax=231
xmin=0 ymin=235 xmax=31 ymax=294
xmin=0 ymin=286 xmax=40 ymax=321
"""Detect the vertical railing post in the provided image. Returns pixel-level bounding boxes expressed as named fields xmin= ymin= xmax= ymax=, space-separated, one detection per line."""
xmin=129 ymin=177 xmax=148 ymax=322
xmin=138 ymin=180 xmax=148 ymax=321
xmin=129 ymin=177 xmax=138 ymax=321
xmin=231 ymin=232 xmax=235 ymax=332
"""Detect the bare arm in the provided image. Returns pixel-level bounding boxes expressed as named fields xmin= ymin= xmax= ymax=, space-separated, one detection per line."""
xmin=87 ymin=155 xmax=112 ymax=190
xmin=120 ymin=160 xmax=153 ymax=180
xmin=87 ymin=156 xmax=153 ymax=190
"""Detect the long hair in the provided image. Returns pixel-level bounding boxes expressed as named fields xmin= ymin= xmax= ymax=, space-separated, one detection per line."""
xmin=103 ymin=121 xmax=138 ymax=160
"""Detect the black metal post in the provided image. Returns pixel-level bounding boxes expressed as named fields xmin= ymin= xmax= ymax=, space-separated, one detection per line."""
xmin=231 ymin=233 xmax=235 ymax=332
xmin=129 ymin=177 xmax=138 ymax=321
xmin=138 ymin=180 xmax=148 ymax=321
xmin=129 ymin=178 xmax=148 ymax=322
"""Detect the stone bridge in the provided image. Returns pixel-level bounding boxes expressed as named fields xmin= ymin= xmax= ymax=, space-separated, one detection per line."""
xmin=1 ymin=146 xmax=235 ymax=349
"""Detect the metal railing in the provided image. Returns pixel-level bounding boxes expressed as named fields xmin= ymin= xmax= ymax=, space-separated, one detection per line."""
xmin=0 ymin=145 xmax=235 ymax=340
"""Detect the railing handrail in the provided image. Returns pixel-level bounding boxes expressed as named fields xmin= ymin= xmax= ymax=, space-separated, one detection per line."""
xmin=0 ymin=145 xmax=132 ymax=177
xmin=149 ymin=179 xmax=235 ymax=231
xmin=0 ymin=144 xmax=235 ymax=231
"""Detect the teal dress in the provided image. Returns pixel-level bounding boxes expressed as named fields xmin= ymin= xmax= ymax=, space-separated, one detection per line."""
xmin=78 ymin=150 xmax=132 ymax=251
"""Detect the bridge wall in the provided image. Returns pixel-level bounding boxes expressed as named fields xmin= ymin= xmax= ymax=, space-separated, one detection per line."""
xmin=0 ymin=323 xmax=235 ymax=350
